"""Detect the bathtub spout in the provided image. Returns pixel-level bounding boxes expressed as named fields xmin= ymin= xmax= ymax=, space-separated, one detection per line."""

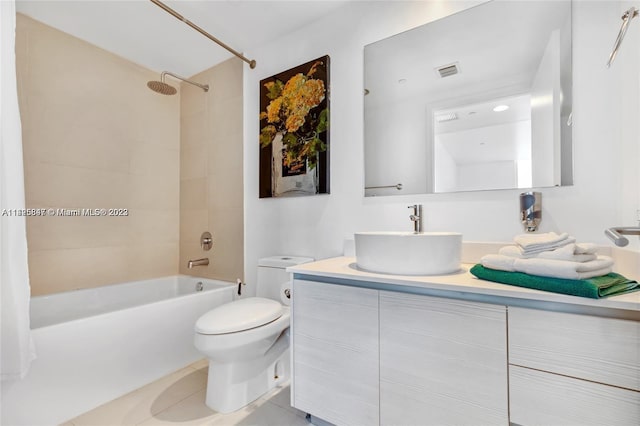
xmin=188 ymin=258 xmax=209 ymax=268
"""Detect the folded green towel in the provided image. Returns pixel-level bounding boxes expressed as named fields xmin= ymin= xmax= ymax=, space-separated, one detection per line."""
xmin=470 ymin=264 xmax=639 ymax=299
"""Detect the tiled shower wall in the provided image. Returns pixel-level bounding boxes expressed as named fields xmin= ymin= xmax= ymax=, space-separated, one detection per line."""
xmin=16 ymin=15 xmax=180 ymax=295
xmin=179 ymin=58 xmax=244 ymax=282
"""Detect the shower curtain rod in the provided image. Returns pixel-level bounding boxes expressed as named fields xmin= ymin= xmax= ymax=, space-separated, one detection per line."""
xmin=149 ymin=0 xmax=256 ymax=69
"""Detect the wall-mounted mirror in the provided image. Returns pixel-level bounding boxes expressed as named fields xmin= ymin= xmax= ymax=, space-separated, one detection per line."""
xmin=364 ymin=0 xmax=573 ymax=196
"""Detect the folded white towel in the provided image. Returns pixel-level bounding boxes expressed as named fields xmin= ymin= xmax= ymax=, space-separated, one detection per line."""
xmin=481 ymin=254 xmax=614 ymax=280
xmin=514 ymin=232 xmax=575 ymax=255
xmin=498 ymin=244 xmax=598 ymax=262
xmin=574 ymin=243 xmax=599 ymax=255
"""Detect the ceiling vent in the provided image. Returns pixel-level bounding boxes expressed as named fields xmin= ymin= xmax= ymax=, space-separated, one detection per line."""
xmin=435 ymin=113 xmax=458 ymax=123
xmin=436 ymin=62 xmax=460 ymax=78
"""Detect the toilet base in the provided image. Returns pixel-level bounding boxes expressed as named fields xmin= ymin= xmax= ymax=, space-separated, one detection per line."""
xmin=204 ymin=330 xmax=290 ymax=413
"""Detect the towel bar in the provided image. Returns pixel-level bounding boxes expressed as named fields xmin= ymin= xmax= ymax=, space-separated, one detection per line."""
xmin=606 ymin=7 xmax=638 ymax=68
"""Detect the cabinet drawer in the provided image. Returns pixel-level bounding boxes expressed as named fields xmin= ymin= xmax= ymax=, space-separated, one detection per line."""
xmin=508 ymin=307 xmax=640 ymax=391
xmin=510 ymin=365 xmax=640 ymax=425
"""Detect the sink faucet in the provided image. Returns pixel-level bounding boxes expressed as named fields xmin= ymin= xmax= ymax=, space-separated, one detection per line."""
xmin=408 ymin=204 xmax=423 ymax=234
xmin=188 ymin=258 xmax=209 ymax=268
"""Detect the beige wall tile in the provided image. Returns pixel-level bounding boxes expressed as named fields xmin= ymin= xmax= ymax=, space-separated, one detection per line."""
xmin=129 ymin=144 xmax=179 ymax=177
xmin=179 ymin=57 xmax=243 ymax=282
xmin=128 ymin=172 xmax=179 ymax=210
xmin=180 ymin=147 xmax=207 ymax=180
xmin=206 ymin=58 xmax=243 ymax=103
xmin=180 ymin=111 xmax=207 ymax=152
xmin=206 ymin=207 xmax=244 ymax=282
xmin=126 ymin=243 xmax=179 ymax=282
xmin=179 ymin=82 xmax=208 ymax=117
xmin=127 ymin=209 xmax=179 ymax=244
xmin=26 ymin=214 xmax=129 ymax=251
xmin=180 ymin=178 xmax=207 ymax=210
xmin=179 ymin=209 xmax=208 ymax=248
xmin=18 ymin=15 xmax=180 ymax=295
xmin=25 ymin=162 xmax=129 ymax=209
xmin=178 ymin=209 xmax=210 ymax=278
xmin=210 ymin=95 xmax=243 ymax=138
xmin=28 ymin=247 xmax=130 ymax=296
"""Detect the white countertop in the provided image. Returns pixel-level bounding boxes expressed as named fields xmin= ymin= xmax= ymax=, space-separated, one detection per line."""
xmin=288 ymin=256 xmax=640 ymax=313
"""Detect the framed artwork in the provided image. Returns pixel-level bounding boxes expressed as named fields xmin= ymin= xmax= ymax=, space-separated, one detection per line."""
xmin=259 ymin=56 xmax=330 ymax=198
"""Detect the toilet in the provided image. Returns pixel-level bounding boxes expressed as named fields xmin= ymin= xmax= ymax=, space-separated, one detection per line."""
xmin=194 ymin=256 xmax=313 ymax=413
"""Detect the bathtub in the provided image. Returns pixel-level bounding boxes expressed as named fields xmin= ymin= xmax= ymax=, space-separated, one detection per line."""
xmin=1 ymin=275 xmax=234 ymax=426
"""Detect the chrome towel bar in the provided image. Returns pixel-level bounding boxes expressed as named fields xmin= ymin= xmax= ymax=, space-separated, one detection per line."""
xmin=365 ymin=183 xmax=403 ymax=190
xmin=607 ymin=7 xmax=638 ymax=68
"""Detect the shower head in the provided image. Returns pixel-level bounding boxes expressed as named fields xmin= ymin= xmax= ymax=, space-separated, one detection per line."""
xmin=147 ymin=80 xmax=177 ymax=95
xmin=147 ymin=71 xmax=209 ymax=95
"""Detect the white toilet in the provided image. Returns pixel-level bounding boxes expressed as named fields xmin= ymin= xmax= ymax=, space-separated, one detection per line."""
xmin=194 ymin=256 xmax=313 ymax=413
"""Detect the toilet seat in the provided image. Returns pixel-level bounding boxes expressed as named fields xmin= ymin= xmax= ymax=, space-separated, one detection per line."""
xmin=195 ymin=297 xmax=283 ymax=335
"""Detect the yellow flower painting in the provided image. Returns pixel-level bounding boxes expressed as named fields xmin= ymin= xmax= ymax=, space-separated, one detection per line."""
xmin=259 ymin=56 xmax=330 ymax=198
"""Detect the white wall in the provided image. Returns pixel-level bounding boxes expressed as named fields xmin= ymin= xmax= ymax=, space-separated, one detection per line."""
xmin=243 ymin=1 xmax=639 ymax=290
xmin=458 ymin=161 xmax=517 ymax=192
xmin=365 ymin=97 xmax=429 ymax=196
xmin=531 ymin=29 xmax=562 ymax=188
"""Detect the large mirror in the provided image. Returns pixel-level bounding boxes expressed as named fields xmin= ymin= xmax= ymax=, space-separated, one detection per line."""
xmin=364 ymin=0 xmax=573 ymax=196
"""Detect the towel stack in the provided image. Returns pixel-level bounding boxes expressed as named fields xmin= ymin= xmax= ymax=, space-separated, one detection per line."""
xmin=480 ymin=232 xmax=611 ymax=280
xmin=471 ymin=232 xmax=639 ymax=299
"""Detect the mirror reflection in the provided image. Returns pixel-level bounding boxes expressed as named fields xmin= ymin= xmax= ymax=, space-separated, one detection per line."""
xmin=364 ymin=0 xmax=573 ymax=196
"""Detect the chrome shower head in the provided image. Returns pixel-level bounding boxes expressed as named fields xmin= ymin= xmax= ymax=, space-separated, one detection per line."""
xmin=147 ymin=80 xmax=177 ymax=95
xmin=147 ymin=71 xmax=209 ymax=95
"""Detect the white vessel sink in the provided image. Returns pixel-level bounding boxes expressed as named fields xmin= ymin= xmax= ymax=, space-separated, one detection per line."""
xmin=354 ymin=232 xmax=462 ymax=275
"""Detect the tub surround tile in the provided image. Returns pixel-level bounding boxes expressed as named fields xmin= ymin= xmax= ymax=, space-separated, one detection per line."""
xmin=129 ymin=143 xmax=179 ymax=178
xmin=25 ymin=162 xmax=129 ymax=209
xmin=17 ymin=14 xmax=181 ymax=296
xmin=126 ymin=210 xmax=180 ymax=245
xmin=128 ymin=172 xmax=179 ymax=210
xmin=180 ymin=148 xmax=208 ymax=181
xmin=180 ymin=178 xmax=208 ymax=210
xmin=206 ymin=207 xmax=244 ymax=282
xmin=126 ymin=243 xmax=179 ymax=282
xmin=181 ymin=111 xmax=207 ymax=152
xmin=26 ymin=214 xmax=129 ymax=251
xmin=179 ymin=57 xmax=243 ymax=283
xmin=28 ymin=247 xmax=130 ymax=296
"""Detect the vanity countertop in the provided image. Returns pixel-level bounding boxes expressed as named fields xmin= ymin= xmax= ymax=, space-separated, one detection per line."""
xmin=288 ymin=256 xmax=640 ymax=314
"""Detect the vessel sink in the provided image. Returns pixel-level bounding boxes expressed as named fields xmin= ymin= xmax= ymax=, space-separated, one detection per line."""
xmin=354 ymin=231 xmax=462 ymax=275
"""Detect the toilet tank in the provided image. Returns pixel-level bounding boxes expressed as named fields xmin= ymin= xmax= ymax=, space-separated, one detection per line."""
xmin=257 ymin=256 xmax=314 ymax=301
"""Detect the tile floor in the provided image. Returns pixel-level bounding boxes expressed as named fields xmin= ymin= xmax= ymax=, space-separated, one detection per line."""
xmin=63 ymin=359 xmax=311 ymax=426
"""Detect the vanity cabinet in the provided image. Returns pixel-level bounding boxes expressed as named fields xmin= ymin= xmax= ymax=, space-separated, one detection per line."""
xmin=379 ymin=291 xmax=508 ymax=425
xmin=291 ymin=279 xmax=509 ymax=425
xmin=289 ymin=257 xmax=639 ymax=425
xmin=290 ymin=280 xmax=379 ymax=426
xmin=508 ymin=307 xmax=640 ymax=425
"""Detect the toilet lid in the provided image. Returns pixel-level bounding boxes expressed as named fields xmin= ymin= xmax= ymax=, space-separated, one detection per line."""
xmin=195 ymin=297 xmax=283 ymax=335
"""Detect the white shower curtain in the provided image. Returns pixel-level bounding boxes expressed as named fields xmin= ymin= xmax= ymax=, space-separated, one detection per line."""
xmin=0 ymin=0 xmax=35 ymax=381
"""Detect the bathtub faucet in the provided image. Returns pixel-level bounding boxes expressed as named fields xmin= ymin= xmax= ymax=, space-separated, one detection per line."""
xmin=188 ymin=258 xmax=209 ymax=268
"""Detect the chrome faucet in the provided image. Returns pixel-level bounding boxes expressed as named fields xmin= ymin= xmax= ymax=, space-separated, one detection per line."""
xmin=188 ymin=258 xmax=209 ymax=268
xmin=605 ymin=226 xmax=640 ymax=247
xmin=408 ymin=204 xmax=423 ymax=234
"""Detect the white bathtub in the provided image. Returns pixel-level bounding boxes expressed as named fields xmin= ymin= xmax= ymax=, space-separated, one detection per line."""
xmin=1 ymin=275 xmax=234 ymax=426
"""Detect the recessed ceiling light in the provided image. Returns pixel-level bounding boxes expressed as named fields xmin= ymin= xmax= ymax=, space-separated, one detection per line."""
xmin=493 ymin=105 xmax=509 ymax=112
